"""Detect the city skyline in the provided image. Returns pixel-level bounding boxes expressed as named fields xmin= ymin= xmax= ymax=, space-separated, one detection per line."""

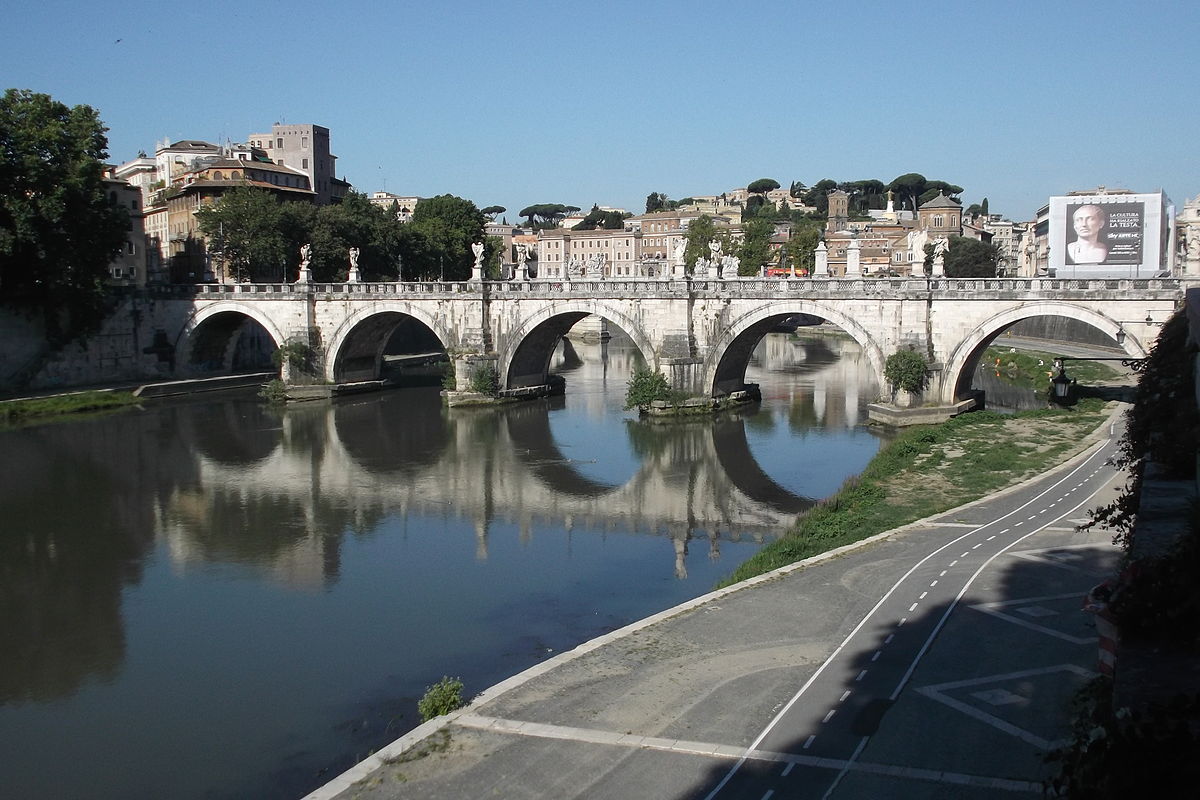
xmin=3 ymin=0 xmax=1198 ymax=222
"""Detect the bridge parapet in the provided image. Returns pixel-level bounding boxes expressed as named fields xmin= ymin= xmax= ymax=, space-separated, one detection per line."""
xmin=146 ymin=276 xmax=1194 ymax=302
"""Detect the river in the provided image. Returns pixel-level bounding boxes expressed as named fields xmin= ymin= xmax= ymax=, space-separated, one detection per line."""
xmin=0 ymin=328 xmax=886 ymax=799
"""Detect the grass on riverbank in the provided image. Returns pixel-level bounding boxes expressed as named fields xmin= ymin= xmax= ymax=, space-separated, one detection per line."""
xmin=717 ymin=398 xmax=1114 ymax=588
xmin=984 ymin=346 xmax=1123 ymax=389
xmin=0 ymin=391 xmax=141 ymax=425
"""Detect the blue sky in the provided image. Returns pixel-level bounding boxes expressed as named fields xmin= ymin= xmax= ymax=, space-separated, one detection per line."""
xmin=4 ymin=0 xmax=1196 ymax=221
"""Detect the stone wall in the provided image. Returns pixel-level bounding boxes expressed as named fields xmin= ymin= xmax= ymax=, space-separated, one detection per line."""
xmin=1 ymin=297 xmax=180 ymax=394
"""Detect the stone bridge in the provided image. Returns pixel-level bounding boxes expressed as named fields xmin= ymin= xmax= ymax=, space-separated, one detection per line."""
xmin=153 ymin=276 xmax=1186 ymax=404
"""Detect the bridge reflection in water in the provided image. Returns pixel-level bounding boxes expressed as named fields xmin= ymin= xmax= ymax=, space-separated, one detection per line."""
xmin=160 ymin=329 xmax=885 ymax=584
xmin=0 ymin=328 xmax=885 ymax=800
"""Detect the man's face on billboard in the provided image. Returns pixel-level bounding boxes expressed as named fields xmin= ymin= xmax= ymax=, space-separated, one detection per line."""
xmin=1073 ymin=206 xmax=1105 ymax=239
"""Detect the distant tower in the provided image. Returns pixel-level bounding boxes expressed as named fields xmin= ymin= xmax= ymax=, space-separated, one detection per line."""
xmin=826 ymin=189 xmax=850 ymax=233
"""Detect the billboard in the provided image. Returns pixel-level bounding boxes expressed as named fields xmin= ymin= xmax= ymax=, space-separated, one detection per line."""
xmin=1048 ymin=192 xmax=1173 ymax=278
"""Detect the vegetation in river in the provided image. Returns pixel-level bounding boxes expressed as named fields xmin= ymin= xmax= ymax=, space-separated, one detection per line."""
xmin=258 ymin=379 xmax=288 ymax=404
xmin=0 ymin=391 xmax=140 ymax=425
xmin=718 ymin=398 xmax=1112 ymax=587
xmin=624 ymin=367 xmax=683 ymax=410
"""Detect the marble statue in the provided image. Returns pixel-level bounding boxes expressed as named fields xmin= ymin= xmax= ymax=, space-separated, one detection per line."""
xmin=349 ymin=247 xmax=359 ymax=269
xmin=586 ymin=253 xmax=604 ymax=279
xmin=471 ymin=241 xmax=485 ymax=268
xmin=296 ymin=243 xmax=313 ymax=283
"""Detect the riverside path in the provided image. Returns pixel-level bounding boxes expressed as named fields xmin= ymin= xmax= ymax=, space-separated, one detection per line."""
xmin=302 ymin=409 xmax=1126 ymax=800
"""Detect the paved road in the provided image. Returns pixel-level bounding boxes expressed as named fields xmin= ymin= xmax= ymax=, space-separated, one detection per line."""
xmin=308 ymin=415 xmax=1124 ymax=800
xmin=707 ymin=423 xmax=1122 ymax=799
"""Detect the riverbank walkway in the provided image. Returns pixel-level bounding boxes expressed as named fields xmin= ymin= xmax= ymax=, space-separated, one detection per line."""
xmin=304 ymin=407 xmax=1126 ymax=800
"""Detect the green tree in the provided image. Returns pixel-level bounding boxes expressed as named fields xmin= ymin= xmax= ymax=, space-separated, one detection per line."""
xmin=306 ymin=192 xmax=402 ymax=281
xmin=746 ymin=178 xmax=780 ymax=195
xmin=887 ymin=173 xmax=927 ymax=213
xmin=884 ymin=350 xmax=928 ymax=393
xmin=943 ymin=235 xmax=998 ymax=278
xmin=919 ymin=181 xmax=964 ymax=205
xmin=518 ymin=203 xmax=579 ymax=228
xmin=783 ymin=225 xmax=821 ymax=275
xmin=624 ymin=366 xmax=672 ymax=409
xmin=737 ymin=217 xmax=775 ymax=276
xmin=645 ymin=192 xmax=666 ymax=213
xmin=408 ymin=194 xmax=486 ymax=280
xmin=0 ymin=89 xmax=128 ymax=342
xmin=197 ymin=187 xmax=297 ymax=282
xmin=480 ymin=205 xmax=505 ymax=219
xmin=683 ymin=215 xmax=717 ymax=270
xmin=573 ymin=205 xmax=627 ymax=230
xmin=803 ymin=178 xmax=838 ymax=215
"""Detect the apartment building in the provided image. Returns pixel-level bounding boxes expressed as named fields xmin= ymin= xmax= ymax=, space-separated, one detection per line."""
xmin=247 ymin=123 xmax=344 ymax=205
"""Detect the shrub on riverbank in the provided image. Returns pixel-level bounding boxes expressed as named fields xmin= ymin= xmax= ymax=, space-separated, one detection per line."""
xmin=417 ymin=676 xmax=464 ymax=722
xmin=1 ymin=391 xmax=139 ymax=425
xmin=718 ymin=398 xmax=1111 ymax=587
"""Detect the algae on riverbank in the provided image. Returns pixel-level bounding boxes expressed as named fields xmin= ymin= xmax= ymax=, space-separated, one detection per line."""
xmin=0 ymin=391 xmax=140 ymax=425
xmin=718 ymin=398 xmax=1114 ymax=587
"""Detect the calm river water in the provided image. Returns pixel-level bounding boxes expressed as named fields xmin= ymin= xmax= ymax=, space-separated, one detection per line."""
xmin=0 ymin=329 xmax=885 ymax=799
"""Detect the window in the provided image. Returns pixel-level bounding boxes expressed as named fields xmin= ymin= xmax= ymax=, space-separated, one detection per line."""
xmin=302 ymin=158 xmax=308 ymax=169
xmin=213 ymin=171 xmax=223 ymax=180
xmin=302 ymin=137 xmax=308 ymax=149
xmin=127 ymin=241 xmax=135 ymax=255
xmin=933 ymin=214 xmax=944 ymax=227
xmin=277 ymin=138 xmax=283 ymax=148
xmin=231 ymin=170 xmax=241 ymax=179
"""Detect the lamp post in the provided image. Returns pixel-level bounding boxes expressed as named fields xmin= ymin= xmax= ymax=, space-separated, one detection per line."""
xmin=1051 ymin=358 xmax=1073 ymax=403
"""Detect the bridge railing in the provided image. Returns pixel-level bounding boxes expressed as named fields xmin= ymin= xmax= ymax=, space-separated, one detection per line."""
xmin=145 ymin=276 xmax=1192 ymax=299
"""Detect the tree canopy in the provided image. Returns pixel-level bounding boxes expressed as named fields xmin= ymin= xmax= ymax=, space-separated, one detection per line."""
xmin=736 ymin=218 xmax=775 ymax=276
xmin=782 ymin=224 xmax=821 ymax=275
xmin=572 ymin=205 xmax=628 ymax=231
xmin=646 ymin=192 xmax=689 ymax=214
xmin=518 ymin=203 xmax=578 ymax=228
xmin=408 ymin=194 xmax=487 ymax=280
xmin=746 ymin=178 xmax=780 ymax=195
xmin=196 ymin=187 xmax=304 ymax=282
xmin=943 ymin=235 xmax=998 ymax=278
xmin=0 ymin=89 xmax=128 ymax=341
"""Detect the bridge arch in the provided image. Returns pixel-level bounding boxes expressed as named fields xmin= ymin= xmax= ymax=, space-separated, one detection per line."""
xmin=703 ymin=301 xmax=886 ymax=397
xmin=940 ymin=302 xmax=1147 ymax=404
xmin=501 ymin=300 xmax=655 ymax=390
xmin=177 ymin=302 xmax=287 ymax=375
xmin=323 ymin=303 xmax=452 ymax=383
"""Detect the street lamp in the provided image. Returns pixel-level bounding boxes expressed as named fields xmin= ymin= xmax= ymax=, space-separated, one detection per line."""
xmin=1051 ymin=358 xmax=1073 ymax=403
